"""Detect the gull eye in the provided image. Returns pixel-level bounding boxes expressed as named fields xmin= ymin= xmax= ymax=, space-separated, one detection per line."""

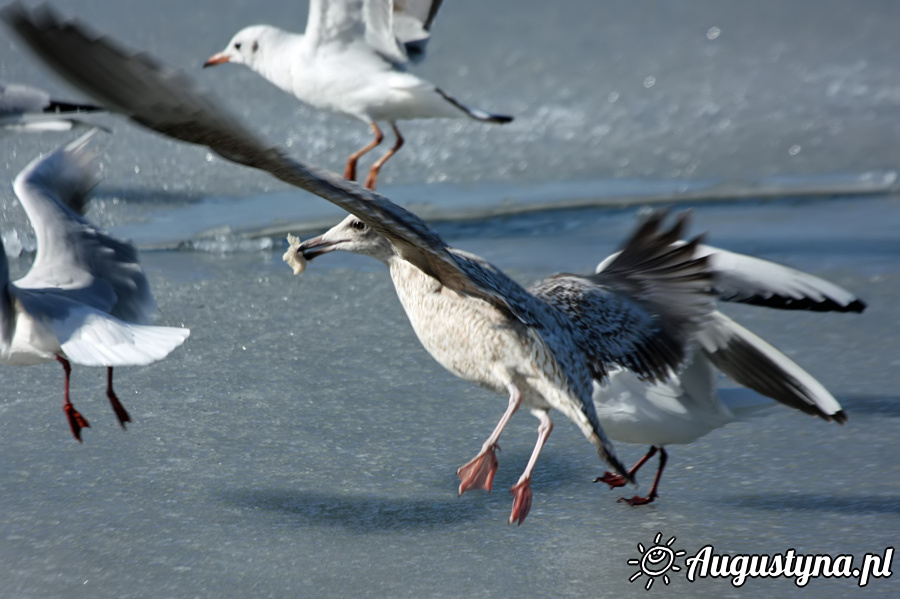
xmin=350 ymin=220 xmax=367 ymax=231
xmin=234 ymin=42 xmax=242 ymax=50
xmin=252 ymin=41 xmax=259 ymax=52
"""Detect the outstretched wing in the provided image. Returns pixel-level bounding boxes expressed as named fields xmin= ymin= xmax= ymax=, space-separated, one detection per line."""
xmin=305 ymin=0 xmax=366 ymax=50
xmin=597 ymin=242 xmax=866 ymax=313
xmin=11 ymin=129 xmax=157 ymax=323
xmin=2 ymin=3 xmax=524 ymax=321
xmin=697 ymin=311 xmax=846 ymax=423
xmin=532 ymin=211 xmax=715 ymax=384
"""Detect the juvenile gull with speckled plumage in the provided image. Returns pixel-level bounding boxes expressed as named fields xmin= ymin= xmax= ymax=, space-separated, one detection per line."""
xmin=291 ymin=211 xmax=715 ymax=523
xmin=3 ymin=5 xmax=716 ymax=523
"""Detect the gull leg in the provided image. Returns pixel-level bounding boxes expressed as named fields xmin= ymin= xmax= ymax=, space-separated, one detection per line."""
xmin=344 ymin=122 xmax=384 ymax=182
xmin=509 ymin=410 xmax=553 ymax=526
xmin=106 ymin=367 xmax=131 ymax=429
xmin=363 ymin=122 xmax=404 ymax=190
xmin=618 ymin=447 xmax=668 ymax=506
xmin=595 ymin=445 xmax=658 ymax=489
xmin=57 ymin=356 xmax=89 ymax=442
xmin=457 ymin=382 xmax=521 ymax=495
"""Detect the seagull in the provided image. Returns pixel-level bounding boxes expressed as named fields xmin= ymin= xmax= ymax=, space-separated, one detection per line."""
xmin=0 ymin=129 xmax=190 ymax=441
xmin=202 ymin=0 xmax=512 ymax=190
xmin=1 ymin=6 xmax=718 ymax=523
xmin=292 ymin=210 xmax=715 ymax=524
xmin=591 ymin=243 xmax=864 ymax=505
xmin=1 ymin=79 xmax=103 ymax=132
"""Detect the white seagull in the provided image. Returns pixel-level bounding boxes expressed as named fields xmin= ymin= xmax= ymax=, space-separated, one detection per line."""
xmin=2 ymin=6 xmax=719 ymax=523
xmin=591 ymin=243 xmax=864 ymax=505
xmin=0 ymin=130 xmax=190 ymax=441
xmin=1 ymin=79 xmax=103 ymax=132
xmin=202 ymin=0 xmax=512 ymax=190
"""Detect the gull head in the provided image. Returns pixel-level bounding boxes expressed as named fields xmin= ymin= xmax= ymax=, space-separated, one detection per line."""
xmin=203 ymin=25 xmax=281 ymax=70
xmin=291 ymin=215 xmax=395 ymax=267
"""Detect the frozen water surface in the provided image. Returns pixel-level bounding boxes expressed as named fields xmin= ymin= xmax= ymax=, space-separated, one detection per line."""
xmin=1 ymin=199 xmax=897 ymax=598
xmin=0 ymin=0 xmax=898 ymax=597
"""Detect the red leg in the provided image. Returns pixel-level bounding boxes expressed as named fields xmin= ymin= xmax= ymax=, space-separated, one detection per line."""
xmin=458 ymin=383 xmax=521 ymax=495
xmin=509 ymin=410 xmax=553 ymax=526
xmin=363 ymin=123 xmax=404 ymax=190
xmin=345 ymin=122 xmax=384 ymax=182
xmin=618 ymin=447 xmax=668 ymax=506
xmin=106 ymin=367 xmax=131 ymax=429
xmin=595 ymin=445 xmax=658 ymax=488
xmin=57 ymin=356 xmax=89 ymax=442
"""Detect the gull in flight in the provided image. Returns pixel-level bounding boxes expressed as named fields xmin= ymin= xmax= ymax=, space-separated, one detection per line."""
xmin=591 ymin=244 xmax=864 ymax=505
xmin=2 ymin=5 xmax=719 ymax=523
xmin=202 ymin=0 xmax=512 ymax=190
xmin=0 ymin=130 xmax=190 ymax=441
xmin=1 ymin=79 xmax=103 ymax=132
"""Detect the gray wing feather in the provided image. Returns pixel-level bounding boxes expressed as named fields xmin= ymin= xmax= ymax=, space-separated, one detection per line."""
xmin=698 ymin=311 xmax=846 ymax=423
xmin=11 ymin=129 xmax=156 ymax=323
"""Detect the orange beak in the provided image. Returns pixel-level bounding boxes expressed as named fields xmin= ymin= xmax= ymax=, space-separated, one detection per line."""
xmin=203 ymin=52 xmax=231 ymax=68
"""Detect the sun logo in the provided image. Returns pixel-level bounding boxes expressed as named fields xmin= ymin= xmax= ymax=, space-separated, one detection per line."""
xmin=627 ymin=532 xmax=687 ymax=590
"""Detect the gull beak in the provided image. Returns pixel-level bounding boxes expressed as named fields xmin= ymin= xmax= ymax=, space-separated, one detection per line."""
xmin=203 ymin=52 xmax=231 ymax=68
xmin=296 ymin=235 xmax=342 ymax=260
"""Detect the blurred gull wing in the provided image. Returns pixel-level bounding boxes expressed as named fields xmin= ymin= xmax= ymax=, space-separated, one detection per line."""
xmin=2 ymin=3 xmax=522 ymax=320
xmin=596 ymin=242 xmax=866 ymax=313
xmin=11 ymin=129 xmax=157 ymax=323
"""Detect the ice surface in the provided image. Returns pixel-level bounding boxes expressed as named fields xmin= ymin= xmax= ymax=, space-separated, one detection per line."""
xmin=1 ymin=198 xmax=898 ymax=598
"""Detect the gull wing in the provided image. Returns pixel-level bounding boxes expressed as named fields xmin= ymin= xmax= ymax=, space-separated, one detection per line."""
xmin=364 ymin=0 xmax=445 ymax=63
xmin=531 ymin=211 xmax=715 ymax=384
xmin=2 ymin=3 xmax=524 ymax=321
xmin=11 ymin=129 xmax=157 ymax=323
xmin=597 ymin=242 xmax=866 ymax=313
xmin=305 ymin=0 xmax=366 ymax=50
xmin=697 ymin=311 xmax=846 ymax=423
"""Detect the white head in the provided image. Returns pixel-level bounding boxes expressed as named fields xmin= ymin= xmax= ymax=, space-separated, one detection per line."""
xmin=293 ymin=215 xmax=396 ymax=266
xmin=203 ymin=25 xmax=287 ymax=72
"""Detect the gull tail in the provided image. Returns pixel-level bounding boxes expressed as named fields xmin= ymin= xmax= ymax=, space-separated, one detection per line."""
xmin=435 ymin=88 xmax=513 ymax=124
xmin=57 ymin=310 xmax=190 ymax=367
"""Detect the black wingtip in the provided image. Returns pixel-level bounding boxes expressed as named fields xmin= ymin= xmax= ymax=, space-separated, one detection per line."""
xmin=831 ymin=410 xmax=849 ymax=425
xmin=489 ymin=114 xmax=514 ymax=125
xmin=44 ymin=99 xmax=105 ymax=114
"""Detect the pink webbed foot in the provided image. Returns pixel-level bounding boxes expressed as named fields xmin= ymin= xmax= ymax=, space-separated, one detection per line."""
xmin=509 ymin=479 xmax=533 ymax=525
xmin=457 ymin=444 xmax=499 ymax=495
xmin=618 ymin=493 xmax=658 ymax=507
xmin=63 ymin=402 xmax=90 ymax=442
xmin=594 ymin=471 xmax=629 ymax=489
